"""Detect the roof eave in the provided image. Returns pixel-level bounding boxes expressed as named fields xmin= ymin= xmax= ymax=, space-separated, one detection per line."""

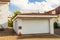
xmin=12 ymin=15 xmax=58 ymax=21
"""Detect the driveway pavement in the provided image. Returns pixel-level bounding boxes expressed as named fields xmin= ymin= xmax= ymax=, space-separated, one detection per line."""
xmin=18 ymin=28 xmax=60 ymax=40
xmin=0 ymin=27 xmax=17 ymax=40
xmin=18 ymin=34 xmax=60 ymax=39
xmin=54 ymin=28 xmax=60 ymax=35
xmin=0 ymin=27 xmax=60 ymax=40
xmin=18 ymin=34 xmax=60 ymax=40
xmin=19 ymin=38 xmax=60 ymax=40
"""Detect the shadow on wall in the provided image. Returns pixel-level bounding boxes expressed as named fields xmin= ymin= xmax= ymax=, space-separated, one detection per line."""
xmin=0 ymin=22 xmax=8 ymax=28
xmin=58 ymin=23 xmax=60 ymax=28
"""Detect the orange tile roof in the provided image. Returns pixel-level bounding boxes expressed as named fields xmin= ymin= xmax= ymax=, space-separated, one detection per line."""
xmin=55 ymin=6 xmax=60 ymax=14
xmin=19 ymin=12 xmax=56 ymax=15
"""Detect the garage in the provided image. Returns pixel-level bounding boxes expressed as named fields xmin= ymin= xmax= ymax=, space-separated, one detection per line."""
xmin=13 ymin=13 xmax=57 ymax=35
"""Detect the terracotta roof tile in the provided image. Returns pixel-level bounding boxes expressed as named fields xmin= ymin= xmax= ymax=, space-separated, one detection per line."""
xmin=19 ymin=13 xmax=56 ymax=15
xmin=55 ymin=6 xmax=60 ymax=14
xmin=18 ymin=7 xmax=59 ymax=15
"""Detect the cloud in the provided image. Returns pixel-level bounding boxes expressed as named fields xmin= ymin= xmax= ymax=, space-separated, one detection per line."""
xmin=10 ymin=0 xmax=60 ymax=13
xmin=46 ymin=0 xmax=60 ymax=5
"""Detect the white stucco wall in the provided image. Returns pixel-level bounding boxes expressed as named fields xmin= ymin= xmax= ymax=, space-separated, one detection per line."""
xmin=13 ymin=19 xmax=22 ymax=34
xmin=13 ymin=19 xmax=18 ymax=34
xmin=50 ymin=18 xmax=55 ymax=34
xmin=0 ymin=3 xmax=9 ymax=28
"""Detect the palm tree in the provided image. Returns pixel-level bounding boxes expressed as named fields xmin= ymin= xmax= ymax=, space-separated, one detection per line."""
xmin=11 ymin=11 xmax=21 ymax=20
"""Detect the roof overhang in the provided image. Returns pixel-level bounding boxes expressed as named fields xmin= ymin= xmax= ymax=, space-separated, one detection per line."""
xmin=13 ymin=15 xmax=58 ymax=21
xmin=0 ymin=0 xmax=10 ymax=4
xmin=0 ymin=1 xmax=10 ymax=4
xmin=0 ymin=2 xmax=9 ymax=7
xmin=0 ymin=0 xmax=10 ymax=2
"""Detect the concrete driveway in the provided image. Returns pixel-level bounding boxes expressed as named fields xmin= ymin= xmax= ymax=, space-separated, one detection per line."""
xmin=18 ymin=34 xmax=60 ymax=39
xmin=18 ymin=34 xmax=60 ymax=40
xmin=54 ymin=28 xmax=60 ymax=35
xmin=18 ymin=28 xmax=60 ymax=40
xmin=18 ymin=38 xmax=60 ymax=40
xmin=0 ymin=27 xmax=18 ymax=40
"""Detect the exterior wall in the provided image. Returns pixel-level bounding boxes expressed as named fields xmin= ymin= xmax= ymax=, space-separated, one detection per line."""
xmin=0 ymin=3 xmax=9 ymax=28
xmin=13 ymin=19 xmax=23 ymax=34
xmin=50 ymin=18 xmax=55 ymax=34
xmin=17 ymin=19 xmax=23 ymax=34
xmin=13 ymin=21 xmax=16 ymax=33
xmin=13 ymin=19 xmax=18 ymax=34
xmin=57 ymin=14 xmax=60 ymax=27
xmin=52 ymin=10 xmax=56 ymax=14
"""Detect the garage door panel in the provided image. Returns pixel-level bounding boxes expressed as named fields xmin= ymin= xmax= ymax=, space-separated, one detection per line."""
xmin=22 ymin=20 xmax=49 ymax=34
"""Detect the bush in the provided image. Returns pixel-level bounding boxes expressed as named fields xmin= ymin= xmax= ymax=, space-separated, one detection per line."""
xmin=54 ymin=22 xmax=58 ymax=28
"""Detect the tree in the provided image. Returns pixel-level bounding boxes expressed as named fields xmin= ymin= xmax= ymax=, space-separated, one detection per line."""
xmin=8 ymin=11 xmax=21 ymax=27
xmin=11 ymin=11 xmax=21 ymax=20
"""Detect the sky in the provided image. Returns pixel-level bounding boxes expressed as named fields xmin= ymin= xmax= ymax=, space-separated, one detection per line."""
xmin=29 ymin=0 xmax=45 ymax=2
xmin=9 ymin=0 xmax=60 ymax=14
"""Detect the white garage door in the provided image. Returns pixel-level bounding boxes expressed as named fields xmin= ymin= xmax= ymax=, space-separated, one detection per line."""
xmin=22 ymin=19 xmax=49 ymax=34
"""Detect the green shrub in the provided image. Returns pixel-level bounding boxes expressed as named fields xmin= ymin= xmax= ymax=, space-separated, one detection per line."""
xmin=8 ymin=11 xmax=21 ymax=27
xmin=54 ymin=22 xmax=58 ymax=28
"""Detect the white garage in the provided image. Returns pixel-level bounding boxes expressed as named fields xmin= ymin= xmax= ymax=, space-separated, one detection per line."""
xmin=13 ymin=13 xmax=57 ymax=35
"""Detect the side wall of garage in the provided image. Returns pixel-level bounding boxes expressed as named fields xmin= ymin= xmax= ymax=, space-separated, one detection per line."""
xmin=13 ymin=19 xmax=18 ymax=34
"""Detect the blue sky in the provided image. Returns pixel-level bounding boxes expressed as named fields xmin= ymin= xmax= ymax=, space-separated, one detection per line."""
xmin=9 ymin=3 xmax=20 ymax=12
xmin=10 ymin=0 xmax=60 ymax=13
xmin=29 ymin=0 xmax=45 ymax=2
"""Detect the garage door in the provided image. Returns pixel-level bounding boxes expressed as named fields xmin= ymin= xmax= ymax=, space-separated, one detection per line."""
xmin=22 ymin=19 xmax=49 ymax=34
